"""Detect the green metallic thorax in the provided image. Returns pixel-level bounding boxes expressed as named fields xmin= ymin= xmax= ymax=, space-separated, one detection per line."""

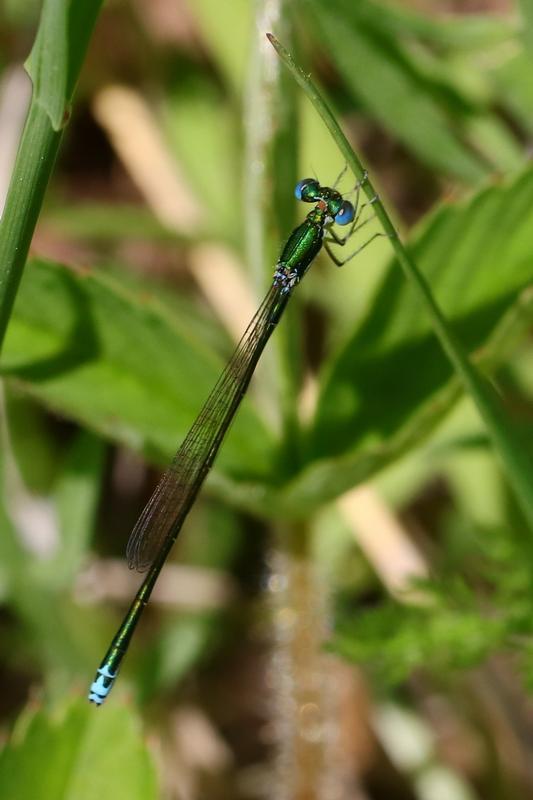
xmin=278 ymin=206 xmax=326 ymax=282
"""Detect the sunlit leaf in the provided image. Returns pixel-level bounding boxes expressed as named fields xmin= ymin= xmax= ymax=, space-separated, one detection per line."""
xmin=0 ymin=700 xmax=158 ymax=800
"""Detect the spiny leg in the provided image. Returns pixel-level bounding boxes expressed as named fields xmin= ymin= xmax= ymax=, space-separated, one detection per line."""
xmin=342 ymin=169 xmax=368 ymax=197
xmin=326 ymin=169 xmax=385 ymax=265
xmin=326 ymin=209 xmax=378 ymax=247
xmin=342 ymin=169 xmax=368 ymax=212
xmin=327 ymin=195 xmax=379 ymax=247
xmin=328 ymin=184 xmax=379 ymax=247
xmin=324 ymin=231 xmax=391 ymax=268
xmin=333 ymin=166 xmax=368 ymax=202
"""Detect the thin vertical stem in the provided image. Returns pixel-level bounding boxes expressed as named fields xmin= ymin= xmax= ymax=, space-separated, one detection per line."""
xmin=268 ymin=525 xmax=341 ymax=800
xmin=0 ymin=102 xmax=62 ymax=350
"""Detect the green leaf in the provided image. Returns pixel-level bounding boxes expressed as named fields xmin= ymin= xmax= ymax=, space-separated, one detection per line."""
xmin=26 ymin=0 xmax=104 ymax=130
xmin=196 ymin=275 xmax=532 ymax=519
xmin=0 ymin=700 xmax=158 ymax=800
xmin=1 ymin=259 xmax=274 ymax=480
xmin=311 ymin=168 xmax=533 ymax=460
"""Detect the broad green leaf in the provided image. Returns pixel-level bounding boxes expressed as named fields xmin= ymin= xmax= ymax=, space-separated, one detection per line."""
xmin=1 ymin=259 xmax=274 ymax=479
xmin=166 ymin=254 xmax=533 ymax=522
xmin=0 ymin=700 xmax=158 ymax=800
xmin=25 ymin=0 xmax=104 ymax=130
xmin=309 ymin=168 xmax=533 ymax=467
xmin=200 ymin=280 xmax=530 ymax=521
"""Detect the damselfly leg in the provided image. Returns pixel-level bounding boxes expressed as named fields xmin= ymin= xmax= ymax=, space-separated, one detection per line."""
xmin=324 ymin=230 xmax=388 ymax=267
xmin=324 ymin=173 xmax=390 ymax=267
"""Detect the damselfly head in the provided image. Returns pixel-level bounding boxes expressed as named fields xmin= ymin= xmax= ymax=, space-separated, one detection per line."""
xmin=334 ymin=199 xmax=355 ymax=226
xmin=295 ymin=179 xmax=354 ymax=225
xmin=295 ymin=178 xmax=320 ymax=202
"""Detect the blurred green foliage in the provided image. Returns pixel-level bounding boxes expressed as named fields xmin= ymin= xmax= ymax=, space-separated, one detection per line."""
xmin=0 ymin=699 xmax=157 ymax=800
xmin=1 ymin=0 xmax=533 ymax=797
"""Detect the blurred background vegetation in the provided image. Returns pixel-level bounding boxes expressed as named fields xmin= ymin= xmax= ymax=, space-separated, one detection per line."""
xmin=1 ymin=0 xmax=533 ymax=798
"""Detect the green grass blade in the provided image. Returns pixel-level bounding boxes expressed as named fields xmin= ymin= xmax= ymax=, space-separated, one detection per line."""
xmin=267 ymin=33 xmax=533 ymax=530
xmin=0 ymin=0 xmax=104 ymax=352
xmin=25 ymin=0 xmax=103 ymax=130
xmin=0 ymin=103 xmax=62 ymax=350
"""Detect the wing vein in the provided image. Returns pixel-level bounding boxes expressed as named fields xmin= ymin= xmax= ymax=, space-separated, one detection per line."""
xmin=126 ymin=284 xmax=282 ymax=571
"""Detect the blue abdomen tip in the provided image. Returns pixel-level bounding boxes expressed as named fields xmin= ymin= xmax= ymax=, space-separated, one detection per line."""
xmin=88 ymin=664 xmax=117 ymax=706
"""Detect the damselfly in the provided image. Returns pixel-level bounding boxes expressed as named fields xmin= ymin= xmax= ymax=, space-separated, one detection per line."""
xmin=89 ymin=175 xmax=378 ymax=705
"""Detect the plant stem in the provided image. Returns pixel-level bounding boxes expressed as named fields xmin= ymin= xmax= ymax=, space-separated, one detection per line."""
xmin=0 ymin=0 xmax=104 ymax=355
xmin=269 ymin=526 xmax=338 ymax=800
xmin=0 ymin=102 xmax=62 ymax=352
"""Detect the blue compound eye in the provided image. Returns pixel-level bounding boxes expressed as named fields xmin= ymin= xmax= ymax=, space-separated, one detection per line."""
xmin=295 ymin=178 xmax=319 ymax=202
xmin=335 ymin=200 xmax=355 ymax=226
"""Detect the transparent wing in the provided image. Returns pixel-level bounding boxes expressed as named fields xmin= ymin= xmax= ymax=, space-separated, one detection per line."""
xmin=126 ymin=284 xmax=283 ymax=571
